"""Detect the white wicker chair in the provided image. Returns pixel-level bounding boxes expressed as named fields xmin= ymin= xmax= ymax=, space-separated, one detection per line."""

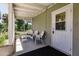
xmin=35 ymin=31 xmax=46 ymax=44
xmin=26 ymin=30 xmax=39 ymax=41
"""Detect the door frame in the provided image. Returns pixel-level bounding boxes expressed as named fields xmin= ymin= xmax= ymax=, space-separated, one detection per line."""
xmin=51 ymin=4 xmax=73 ymax=55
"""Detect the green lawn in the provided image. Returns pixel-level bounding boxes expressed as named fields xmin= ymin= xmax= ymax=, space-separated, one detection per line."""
xmin=0 ymin=32 xmax=8 ymax=46
xmin=0 ymin=30 xmax=32 ymax=46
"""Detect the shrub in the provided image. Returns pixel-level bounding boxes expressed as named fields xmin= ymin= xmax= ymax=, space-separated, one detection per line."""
xmin=0 ymin=32 xmax=8 ymax=46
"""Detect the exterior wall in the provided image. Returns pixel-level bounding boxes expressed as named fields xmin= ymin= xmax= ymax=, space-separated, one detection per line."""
xmin=73 ymin=4 xmax=79 ymax=56
xmin=0 ymin=45 xmax=13 ymax=56
xmin=32 ymin=3 xmax=68 ymax=45
xmin=32 ymin=12 xmax=46 ymax=31
xmin=32 ymin=3 xmax=79 ymax=55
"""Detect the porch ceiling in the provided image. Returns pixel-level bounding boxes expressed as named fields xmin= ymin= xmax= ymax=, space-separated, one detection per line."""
xmin=13 ymin=3 xmax=54 ymax=19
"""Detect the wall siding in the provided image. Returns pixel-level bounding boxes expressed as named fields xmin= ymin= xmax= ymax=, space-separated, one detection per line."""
xmin=73 ymin=4 xmax=79 ymax=56
xmin=32 ymin=3 xmax=68 ymax=45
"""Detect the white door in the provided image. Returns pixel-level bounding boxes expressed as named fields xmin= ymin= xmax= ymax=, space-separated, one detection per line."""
xmin=51 ymin=4 xmax=73 ymax=55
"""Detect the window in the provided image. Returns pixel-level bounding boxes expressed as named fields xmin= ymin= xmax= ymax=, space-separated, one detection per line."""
xmin=55 ymin=12 xmax=66 ymax=30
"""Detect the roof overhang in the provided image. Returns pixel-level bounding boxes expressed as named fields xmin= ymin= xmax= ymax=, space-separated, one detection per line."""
xmin=13 ymin=3 xmax=55 ymax=20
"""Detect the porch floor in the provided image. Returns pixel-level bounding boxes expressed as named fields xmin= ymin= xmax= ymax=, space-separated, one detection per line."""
xmin=14 ymin=37 xmax=47 ymax=55
xmin=18 ymin=46 xmax=67 ymax=56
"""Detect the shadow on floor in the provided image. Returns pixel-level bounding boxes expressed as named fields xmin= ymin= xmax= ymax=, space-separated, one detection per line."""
xmin=18 ymin=46 xmax=68 ymax=56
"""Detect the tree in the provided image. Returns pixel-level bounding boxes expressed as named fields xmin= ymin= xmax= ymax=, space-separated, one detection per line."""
xmin=25 ymin=23 xmax=28 ymax=30
xmin=15 ymin=19 xmax=24 ymax=31
xmin=0 ymin=23 xmax=3 ymax=32
xmin=2 ymin=13 xmax=8 ymax=24
xmin=2 ymin=13 xmax=8 ymax=32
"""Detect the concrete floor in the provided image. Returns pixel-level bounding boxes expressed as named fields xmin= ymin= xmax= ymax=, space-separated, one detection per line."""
xmin=14 ymin=37 xmax=47 ymax=56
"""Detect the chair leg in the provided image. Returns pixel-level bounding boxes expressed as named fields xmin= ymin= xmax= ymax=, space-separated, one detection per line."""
xmin=40 ymin=39 xmax=44 ymax=44
xmin=35 ymin=38 xmax=37 ymax=44
xmin=35 ymin=40 xmax=36 ymax=44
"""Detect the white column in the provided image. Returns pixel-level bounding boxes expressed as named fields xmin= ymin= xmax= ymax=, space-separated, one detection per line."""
xmin=8 ymin=3 xmax=15 ymax=44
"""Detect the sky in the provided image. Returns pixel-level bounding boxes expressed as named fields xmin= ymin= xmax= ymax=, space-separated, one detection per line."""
xmin=0 ymin=3 xmax=8 ymax=23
